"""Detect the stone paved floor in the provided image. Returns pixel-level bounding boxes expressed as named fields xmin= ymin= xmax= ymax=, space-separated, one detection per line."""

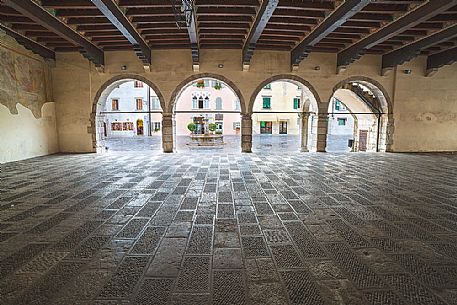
xmin=104 ymin=134 xmax=348 ymax=153
xmin=104 ymin=135 xmax=303 ymax=153
xmin=1 ymin=152 xmax=457 ymax=305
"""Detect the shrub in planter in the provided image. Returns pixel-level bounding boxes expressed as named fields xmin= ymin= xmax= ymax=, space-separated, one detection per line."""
xmin=187 ymin=122 xmax=197 ymax=133
xmin=208 ymin=123 xmax=217 ymax=133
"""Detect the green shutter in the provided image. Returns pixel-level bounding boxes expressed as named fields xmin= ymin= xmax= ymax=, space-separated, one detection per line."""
xmin=263 ymin=97 xmax=271 ymax=109
xmin=293 ymin=98 xmax=300 ymax=109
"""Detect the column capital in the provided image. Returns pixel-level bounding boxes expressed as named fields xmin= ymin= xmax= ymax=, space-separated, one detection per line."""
xmin=298 ymin=112 xmax=310 ymax=119
xmin=241 ymin=113 xmax=252 ymax=121
xmin=162 ymin=113 xmax=175 ymax=119
xmin=317 ymin=113 xmax=328 ymax=120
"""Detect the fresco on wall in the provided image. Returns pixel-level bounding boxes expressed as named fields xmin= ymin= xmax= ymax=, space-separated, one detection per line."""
xmin=0 ymin=44 xmax=48 ymax=118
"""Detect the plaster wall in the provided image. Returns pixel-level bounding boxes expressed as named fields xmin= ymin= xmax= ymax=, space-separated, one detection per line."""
xmin=0 ymin=103 xmax=58 ymax=163
xmin=50 ymin=48 xmax=457 ymax=153
xmin=0 ymin=36 xmax=58 ymax=163
xmin=393 ymin=58 xmax=457 ymax=152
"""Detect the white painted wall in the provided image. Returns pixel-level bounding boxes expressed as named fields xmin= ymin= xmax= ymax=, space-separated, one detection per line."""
xmin=0 ymin=103 xmax=59 ymax=163
xmin=104 ymin=81 xmax=162 ymax=137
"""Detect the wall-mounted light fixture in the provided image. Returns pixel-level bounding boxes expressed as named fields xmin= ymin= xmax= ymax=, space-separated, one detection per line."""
xmin=121 ymin=65 xmax=127 ymax=71
xmin=314 ymin=66 xmax=321 ymax=71
xmin=218 ymin=64 xmax=224 ymax=68
xmin=403 ymin=69 xmax=412 ymax=74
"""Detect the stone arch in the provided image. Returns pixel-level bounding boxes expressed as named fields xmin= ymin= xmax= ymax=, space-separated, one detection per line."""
xmin=90 ymin=74 xmax=165 ymax=152
xmin=332 ymin=76 xmax=392 ymax=114
xmin=168 ymin=73 xmax=246 ymax=113
xmin=248 ymin=75 xmax=321 ymax=153
xmin=329 ymin=76 xmax=394 ymax=152
xmin=248 ymin=74 xmax=321 ymax=114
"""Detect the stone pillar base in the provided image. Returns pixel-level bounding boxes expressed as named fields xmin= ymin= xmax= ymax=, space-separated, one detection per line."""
xmin=316 ymin=115 xmax=328 ymax=152
xmin=162 ymin=113 xmax=175 ymax=153
xmin=299 ymin=113 xmax=310 ymax=153
xmin=241 ymin=114 xmax=253 ymax=153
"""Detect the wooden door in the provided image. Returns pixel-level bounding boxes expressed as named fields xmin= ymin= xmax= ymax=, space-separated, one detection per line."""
xmin=279 ymin=121 xmax=288 ymax=134
xmin=359 ymin=130 xmax=368 ymax=151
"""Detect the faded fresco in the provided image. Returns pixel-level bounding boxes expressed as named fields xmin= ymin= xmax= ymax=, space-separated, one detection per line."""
xmin=0 ymin=44 xmax=48 ymax=118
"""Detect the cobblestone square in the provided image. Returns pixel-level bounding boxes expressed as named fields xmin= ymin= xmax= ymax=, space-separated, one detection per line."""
xmin=1 ymin=151 xmax=457 ymax=305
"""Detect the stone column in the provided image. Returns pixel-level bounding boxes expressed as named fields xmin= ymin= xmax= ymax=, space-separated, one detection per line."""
xmin=241 ymin=113 xmax=252 ymax=153
xmin=162 ymin=113 xmax=174 ymax=153
xmin=299 ymin=113 xmax=310 ymax=152
xmin=316 ymin=114 xmax=328 ymax=152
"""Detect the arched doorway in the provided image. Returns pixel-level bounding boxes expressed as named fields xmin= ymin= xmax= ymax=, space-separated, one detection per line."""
xmin=169 ymin=74 xmax=245 ymax=153
xmin=92 ymin=75 xmax=165 ymax=152
xmin=326 ymin=77 xmax=393 ymax=152
xmin=249 ymin=75 xmax=320 ymax=153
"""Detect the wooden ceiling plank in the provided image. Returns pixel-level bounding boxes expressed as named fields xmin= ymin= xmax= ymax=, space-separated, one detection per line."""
xmin=90 ymin=0 xmax=151 ymax=68
xmin=291 ymin=0 xmax=373 ymax=68
xmin=242 ymin=0 xmax=279 ymax=70
xmin=0 ymin=23 xmax=55 ymax=60
xmin=337 ymin=0 xmax=457 ymax=72
xmin=3 ymin=0 xmax=104 ymax=66
xmin=382 ymin=24 xmax=457 ymax=74
xmin=426 ymin=45 xmax=457 ymax=76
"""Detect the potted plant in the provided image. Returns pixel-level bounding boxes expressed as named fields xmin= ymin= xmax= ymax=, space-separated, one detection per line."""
xmin=208 ymin=123 xmax=217 ymax=134
xmin=213 ymin=82 xmax=222 ymax=90
xmin=187 ymin=122 xmax=197 ymax=134
xmin=196 ymin=80 xmax=205 ymax=88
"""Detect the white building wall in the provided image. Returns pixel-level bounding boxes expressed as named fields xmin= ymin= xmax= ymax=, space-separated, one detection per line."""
xmin=104 ymin=81 xmax=162 ymax=137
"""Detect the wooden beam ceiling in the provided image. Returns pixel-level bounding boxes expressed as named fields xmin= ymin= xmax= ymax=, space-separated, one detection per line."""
xmin=0 ymin=23 xmax=55 ymax=60
xmin=3 ymin=0 xmax=104 ymax=66
xmin=337 ymin=0 xmax=457 ymax=72
xmin=188 ymin=4 xmax=199 ymax=71
xmin=382 ymin=24 xmax=457 ymax=75
xmin=426 ymin=45 xmax=457 ymax=76
xmin=1 ymin=0 xmax=457 ymax=75
xmin=242 ymin=0 xmax=279 ymax=70
xmin=290 ymin=0 xmax=373 ymax=68
xmin=90 ymin=0 xmax=151 ymax=69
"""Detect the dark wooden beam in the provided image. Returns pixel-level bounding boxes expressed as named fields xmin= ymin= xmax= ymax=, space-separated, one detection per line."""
xmin=426 ymin=46 xmax=457 ymax=76
xmin=291 ymin=0 xmax=373 ymax=68
xmin=337 ymin=0 xmax=457 ymax=72
xmin=382 ymin=24 xmax=457 ymax=75
xmin=3 ymin=0 xmax=104 ymax=66
xmin=242 ymin=0 xmax=279 ymax=71
xmin=188 ymin=4 xmax=199 ymax=71
xmin=41 ymin=0 xmax=94 ymax=9
xmin=90 ymin=0 xmax=151 ymax=69
xmin=0 ymin=23 xmax=55 ymax=60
